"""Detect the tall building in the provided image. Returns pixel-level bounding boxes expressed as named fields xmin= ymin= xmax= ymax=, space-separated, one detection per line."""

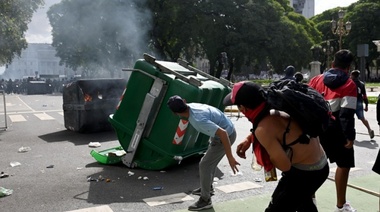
xmin=289 ymin=0 xmax=315 ymax=18
xmin=2 ymin=43 xmax=75 ymax=80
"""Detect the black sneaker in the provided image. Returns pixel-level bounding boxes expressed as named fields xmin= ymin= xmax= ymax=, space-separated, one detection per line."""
xmin=188 ymin=197 xmax=213 ymax=211
xmin=370 ymin=130 xmax=375 ymax=139
xmin=191 ymin=187 xmax=215 ymax=196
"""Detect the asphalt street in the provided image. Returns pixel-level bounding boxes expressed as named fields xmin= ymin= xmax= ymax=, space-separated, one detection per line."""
xmin=0 ymin=90 xmax=379 ymax=212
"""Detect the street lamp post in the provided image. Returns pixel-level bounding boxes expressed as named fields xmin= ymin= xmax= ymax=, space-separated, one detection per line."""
xmin=323 ymin=40 xmax=334 ymax=69
xmin=331 ymin=10 xmax=352 ymax=50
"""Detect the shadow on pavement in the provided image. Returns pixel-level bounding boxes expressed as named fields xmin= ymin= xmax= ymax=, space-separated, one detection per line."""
xmin=38 ymin=129 xmax=117 ymax=145
xmin=80 ymin=156 xmax=225 ymax=205
xmin=354 ymin=139 xmax=379 ymax=149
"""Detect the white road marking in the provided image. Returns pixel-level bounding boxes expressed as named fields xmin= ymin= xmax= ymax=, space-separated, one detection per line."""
xmin=34 ymin=113 xmax=55 ymax=120
xmin=216 ymin=181 xmax=262 ymax=193
xmin=9 ymin=114 xmax=27 ymax=122
xmin=143 ymin=192 xmax=194 ymax=207
xmin=65 ymin=205 xmax=113 ymax=212
xmin=58 ymin=112 xmax=64 ymax=116
xmin=17 ymin=96 xmax=35 ymax=111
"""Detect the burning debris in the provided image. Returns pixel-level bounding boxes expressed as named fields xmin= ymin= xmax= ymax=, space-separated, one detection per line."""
xmin=62 ymin=78 xmax=126 ymax=133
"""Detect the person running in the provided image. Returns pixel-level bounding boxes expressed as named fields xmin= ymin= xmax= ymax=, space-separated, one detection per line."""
xmin=167 ymin=95 xmax=240 ymax=211
xmin=309 ymin=49 xmax=358 ymax=212
xmin=223 ymin=81 xmax=329 ymax=212
xmin=350 ymin=70 xmax=375 ymax=139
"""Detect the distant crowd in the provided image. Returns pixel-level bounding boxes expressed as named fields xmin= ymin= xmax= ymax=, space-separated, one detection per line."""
xmin=0 ymin=77 xmax=73 ymax=94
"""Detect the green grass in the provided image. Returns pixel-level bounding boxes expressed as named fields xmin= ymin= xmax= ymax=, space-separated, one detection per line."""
xmin=368 ymin=96 xmax=378 ymax=104
xmin=366 ymin=82 xmax=380 ymax=87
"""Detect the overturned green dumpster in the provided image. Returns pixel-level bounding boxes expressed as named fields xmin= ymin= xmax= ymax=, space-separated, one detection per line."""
xmin=91 ymin=54 xmax=231 ymax=170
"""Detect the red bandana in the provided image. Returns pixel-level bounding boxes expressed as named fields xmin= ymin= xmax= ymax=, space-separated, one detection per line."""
xmin=242 ymin=102 xmax=274 ymax=172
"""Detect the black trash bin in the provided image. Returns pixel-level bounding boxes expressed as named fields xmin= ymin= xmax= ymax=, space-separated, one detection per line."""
xmin=27 ymin=81 xmax=53 ymax=95
xmin=62 ymin=78 xmax=126 ymax=133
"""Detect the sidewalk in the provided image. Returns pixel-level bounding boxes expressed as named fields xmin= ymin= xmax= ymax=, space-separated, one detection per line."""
xmin=174 ymin=172 xmax=380 ymax=212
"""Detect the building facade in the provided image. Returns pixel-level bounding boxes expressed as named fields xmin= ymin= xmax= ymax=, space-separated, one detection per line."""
xmin=289 ymin=0 xmax=315 ymax=18
xmin=2 ymin=43 xmax=75 ymax=80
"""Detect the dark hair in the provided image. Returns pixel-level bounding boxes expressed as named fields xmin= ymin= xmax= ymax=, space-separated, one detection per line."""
xmin=294 ymin=72 xmax=303 ymax=82
xmin=333 ymin=49 xmax=354 ymax=70
xmin=167 ymin=95 xmax=188 ymax=113
xmin=351 ymin=70 xmax=360 ymax=78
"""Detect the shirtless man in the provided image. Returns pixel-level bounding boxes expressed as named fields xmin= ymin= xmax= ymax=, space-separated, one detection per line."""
xmin=224 ymin=81 xmax=329 ymax=212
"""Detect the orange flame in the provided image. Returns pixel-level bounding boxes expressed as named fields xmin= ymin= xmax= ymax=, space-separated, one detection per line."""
xmin=84 ymin=94 xmax=92 ymax=102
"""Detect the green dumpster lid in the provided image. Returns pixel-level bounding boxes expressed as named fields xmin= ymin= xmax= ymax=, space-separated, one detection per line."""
xmin=155 ymin=61 xmax=195 ymax=76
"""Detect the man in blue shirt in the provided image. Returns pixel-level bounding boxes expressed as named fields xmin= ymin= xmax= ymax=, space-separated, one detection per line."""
xmin=167 ymin=95 xmax=240 ymax=211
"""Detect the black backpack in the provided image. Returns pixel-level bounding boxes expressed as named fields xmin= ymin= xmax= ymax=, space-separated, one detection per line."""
xmin=260 ymin=79 xmax=332 ymax=138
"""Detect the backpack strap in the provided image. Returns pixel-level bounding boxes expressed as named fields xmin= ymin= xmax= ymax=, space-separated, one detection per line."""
xmin=282 ymin=118 xmax=291 ymax=147
xmin=282 ymin=121 xmax=311 ymax=148
xmin=281 ymin=118 xmax=311 ymax=162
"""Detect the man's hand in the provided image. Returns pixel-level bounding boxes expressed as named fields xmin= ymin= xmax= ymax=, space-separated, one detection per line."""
xmin=236 ymin=140 xmax=251 ymax=159
xmin=364 ymin=105 xmax=368 ymax=112
xmin=344 ymin=139 xmax=354 ymax=149
xmin=228 ymin=156 xmax=240 ymax=174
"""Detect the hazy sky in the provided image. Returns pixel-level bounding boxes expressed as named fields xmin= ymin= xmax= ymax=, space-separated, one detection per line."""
xmin=25 ymin=0 xmax=61 ymax=44
xmin=24 ymin=0 xmax=359 ymax=44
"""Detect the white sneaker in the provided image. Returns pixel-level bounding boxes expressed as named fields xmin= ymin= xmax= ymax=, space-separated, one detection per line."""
xmin=334 ymin=202 xmax=357 ymax=212
xmin=312 ymin=197 xmax=318 ymax=210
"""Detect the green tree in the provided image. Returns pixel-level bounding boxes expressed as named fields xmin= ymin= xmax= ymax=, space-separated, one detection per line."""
xmin=345 ymin=2 xmax=380 ymax=72
xmin=0 ymin=0 xmax=44 ymax=66
xmin=147 ymin=0 xmax=204 ymax=62
xmin=311 ymin=0 xmax=380 ymax=79
xmin=268 ymin=11 xmax=321 ymax=72
xmin=47 ymin=0 xmax=323 ymax=79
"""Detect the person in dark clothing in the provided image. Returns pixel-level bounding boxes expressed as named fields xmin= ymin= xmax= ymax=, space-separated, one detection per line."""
xmin=350 ymin=70 xmax=374 ymax=139
xmin=281 ymin=65 xmax=296 ymax=80
xmin=377 ymin=94 xmax=380 ymax=134
xmin=373 ymin=94 xmax=380 ymax=174
xmin=294 ymin=72 xmax=304 ymax=83
xmin=309 ymin=49 xmax=357 ymax=212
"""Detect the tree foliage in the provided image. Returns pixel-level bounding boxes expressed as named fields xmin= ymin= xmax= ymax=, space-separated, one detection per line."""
xmin=48 ymin=0 xmax=151 ymax=76
xmin=311 ymin=0 xmax=380 ymax=79
xmin=48 ymin=0 xmax=323 ymax=78
xmin=0 ymin=0 xmax=44 ymax=66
